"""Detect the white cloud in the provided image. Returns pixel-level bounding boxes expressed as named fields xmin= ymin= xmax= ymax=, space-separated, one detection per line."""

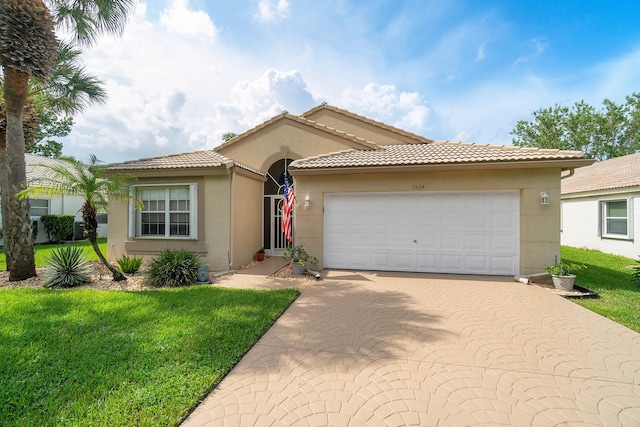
xmin=476 ymin=41 xmax=487 ymax=61
xmin=337 ymin=83 xmax=434 ymax=135
xmin=160 ymin=0 xmax=217 ymax=37
xmin=255 ymin=0 xmax=291 ymax=22
xmin=513 ymin=37 xmax=549 ymax=67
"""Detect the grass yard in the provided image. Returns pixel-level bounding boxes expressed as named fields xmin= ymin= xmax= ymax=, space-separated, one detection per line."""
xmin=0 ymin=285 xmax=299 ymax=426
xmin=0 ymin=238 xmax=108 ymax=269
xmin=562 ymin=246 xmax=640 ymax=332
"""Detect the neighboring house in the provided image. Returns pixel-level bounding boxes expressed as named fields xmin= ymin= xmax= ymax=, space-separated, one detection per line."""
xmin=0 ymin=154 xmax=108 ymax=246
xmin=107 ymin=103 xmax=592 ymax=276
xmin=562 ymin=152 xmax=640 ymax=259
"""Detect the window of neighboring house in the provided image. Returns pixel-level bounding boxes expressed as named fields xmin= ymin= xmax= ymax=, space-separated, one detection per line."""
xmin=130 ymin=184 xmax=197 ymax=239
xmin=29 ymin=199 xmax=50 ymax=217
xmin=96 ymin=213 xmax=108 ymax=224
xmin=601 ymin=199 xmax=633 ymax=239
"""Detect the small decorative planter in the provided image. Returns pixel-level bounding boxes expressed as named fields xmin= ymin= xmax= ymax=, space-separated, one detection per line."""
xmin=292 ymin=262 xmax=305 ymax=275
xmin=256 ymin=251 xmax=265 ymax=261
xmin=551 ymin=274 xmax=576 ymax=291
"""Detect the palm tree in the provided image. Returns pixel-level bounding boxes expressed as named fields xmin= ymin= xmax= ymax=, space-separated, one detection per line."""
xmin=20 ymin=155 xmax=138 ymax=281
xmin=0 ymin=41 xmax=107 ymax=271
xmin=0 ymin=0 xmax=58 ymax=280
xmin=0 ymin=0 xmax=133 ymax=280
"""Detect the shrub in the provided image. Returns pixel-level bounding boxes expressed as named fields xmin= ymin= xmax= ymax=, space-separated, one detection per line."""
xmin=282 ymin=245 xmax=317 ymax=267
xmin=117 ymin=254 xmax=143 ymax=274
xmin=31 ymin=220 xmax=38 ymax=242
xmin=545 ymin=261 xmax=586 ymax=276
xmin=144 ymin=249 xmax=202 ymax=287
xmin=41 ymin=214 xmax=75 ymax=243
xmin=43 ymin=246 xmax=91 ymax=288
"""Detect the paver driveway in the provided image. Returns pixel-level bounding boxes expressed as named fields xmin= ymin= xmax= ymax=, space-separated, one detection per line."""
xmin=183 ymin=269 xmax=640 ymax=426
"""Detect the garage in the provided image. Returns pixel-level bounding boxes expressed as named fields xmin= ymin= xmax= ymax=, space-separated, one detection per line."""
xmin=323 ymin=191 xmax=520 ymax=275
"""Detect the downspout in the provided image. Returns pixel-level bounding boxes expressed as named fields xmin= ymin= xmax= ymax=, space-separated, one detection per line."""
xmin=228 ymin=163 xmax=235 ymax=272
xmin=561 ymin=168 xmax=575 ymax=179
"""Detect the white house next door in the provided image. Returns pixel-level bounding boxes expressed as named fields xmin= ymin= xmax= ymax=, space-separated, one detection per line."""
xmin=323 ymin=191 xmax=520 ymax=276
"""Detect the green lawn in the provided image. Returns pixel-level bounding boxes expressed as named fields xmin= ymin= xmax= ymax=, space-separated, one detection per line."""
xmin=0 ymin=238 xmax=108 ymax=269
xmin=562 ymin=246 xmax=640 ymax=332
xmin=0 ymin=285 xmax=299 ymax=426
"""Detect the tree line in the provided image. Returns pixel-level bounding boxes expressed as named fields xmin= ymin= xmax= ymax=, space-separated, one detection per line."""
xmin=511 ymin=93 xmax=640 ymax=161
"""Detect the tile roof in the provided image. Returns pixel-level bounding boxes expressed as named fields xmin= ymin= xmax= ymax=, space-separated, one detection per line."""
xmin=215 ymin=111 xmax=381 ymax=152
xmin=25 ymin=154 xmax=79 ymax=181
xmin=562 ymin=152 xmax=640 ymax=195
xmin=301 ymin=103 xmax=434 ymax=144
xmin=107 ymin=150 xmax=262 ymax=176
xmin=290 ymin=141 xmax=587 ymax=170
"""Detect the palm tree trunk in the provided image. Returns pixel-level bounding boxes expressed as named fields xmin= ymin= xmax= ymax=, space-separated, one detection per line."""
xmin=3 ymin=67 xmax=36 ymax=281
xmin=82 ymin=200 xmax=125 ymax=281
xmin=0 ymin=130 xmax=11 ymax=271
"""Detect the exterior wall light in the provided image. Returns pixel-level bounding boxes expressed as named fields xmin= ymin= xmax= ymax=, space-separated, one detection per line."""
xmin=305 ymin=194 xmax=311 ymax=207
xmin=540 ymin=190 xmax=549 ymax=205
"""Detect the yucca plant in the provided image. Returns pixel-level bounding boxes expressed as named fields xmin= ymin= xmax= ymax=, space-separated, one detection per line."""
xmin=42 ymin=245 xmax=91 ymax=288
xmin=116 ymin=254 xmax=143 ymax=274
xmin=144 ymin=249 xmax=202 ymax=288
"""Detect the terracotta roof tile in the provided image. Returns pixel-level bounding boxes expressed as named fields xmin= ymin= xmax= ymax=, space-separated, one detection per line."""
xmin=215 ymin=111 xmax=381 ymax=152
xmin=290 ymin=142 xmax=587 ymax=170
xmin=562 ymin=152 xmax=640 ymax=194
xmin=107 ymin=150 xmax=262 ymax=176
xmin=301 ymin=103 xmax=434 ymax=144
xmin=25 ymin=154 xmax=81 ymax=181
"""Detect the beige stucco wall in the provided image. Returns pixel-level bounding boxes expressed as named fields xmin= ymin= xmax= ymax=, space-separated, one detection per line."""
xmin=230 ymin=171 xmax=265 ymax=268
xmin=291 ymin=167 xmax=561 ymax=276
xmin=303 ymin=110 xmax=420 ymax=145
xmin=216 ymin=120 xmax=376 ymax=172
xmin=108 ymin=174 xmax=235 ymax=271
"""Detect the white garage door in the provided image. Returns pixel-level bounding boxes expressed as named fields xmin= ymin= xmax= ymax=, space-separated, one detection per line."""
xmin=324 ymin=191 xmax=519 ymax=275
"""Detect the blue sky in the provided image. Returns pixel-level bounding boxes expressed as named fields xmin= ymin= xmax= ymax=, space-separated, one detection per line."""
xmin=59 ymin=0 xmax=640 ymax=163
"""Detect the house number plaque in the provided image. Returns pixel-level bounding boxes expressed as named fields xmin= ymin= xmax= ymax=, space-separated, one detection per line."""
xmin=411 ymin=185 xmax=425 ymax=190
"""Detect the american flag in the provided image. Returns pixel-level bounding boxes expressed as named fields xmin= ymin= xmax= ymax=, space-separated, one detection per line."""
xmin=282 ymin=176 xmax=295 ymax=242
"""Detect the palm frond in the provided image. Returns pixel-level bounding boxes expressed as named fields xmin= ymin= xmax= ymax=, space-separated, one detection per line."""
xmin=46 ymin=0 xmax=135 ymax=47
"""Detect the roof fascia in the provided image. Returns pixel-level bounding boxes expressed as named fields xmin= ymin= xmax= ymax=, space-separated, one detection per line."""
xmin=290 ymin=158 xmax=594 ymax=176
xmin=562 ymin=186 xmax=640 ymax=199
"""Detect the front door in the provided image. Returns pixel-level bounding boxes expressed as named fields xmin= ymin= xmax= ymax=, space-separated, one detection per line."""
xmin=266 ymin=195 xmax=290 ymax=256
xmin=264 ymin=159 xmax=295 ymax=256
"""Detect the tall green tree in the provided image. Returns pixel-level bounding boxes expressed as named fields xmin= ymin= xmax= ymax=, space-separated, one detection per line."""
xmin=0 ymin=0 xmax=58 ymax=280
xmin=0 ymin=0 xmax=133 ymax=280
xmin=511 ymin=93 xmax=640 ymax=161
xmin=20 ymin=155 xmax=138 ymax=281
xmin=0 ymin=41 xmax=106 ymax=272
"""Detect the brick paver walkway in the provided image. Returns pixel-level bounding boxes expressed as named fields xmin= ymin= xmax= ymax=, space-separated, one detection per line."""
xmin=183 ymin=270 xmax=640 ymax=426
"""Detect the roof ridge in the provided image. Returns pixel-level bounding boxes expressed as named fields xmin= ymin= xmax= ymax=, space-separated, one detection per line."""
xmin=301 ymin=102 xmax=434 ymax=144
xmin=215 ymin=111 xmax=383 ymax=152
xmin=431 ymin=140 xmax=585 ymax=156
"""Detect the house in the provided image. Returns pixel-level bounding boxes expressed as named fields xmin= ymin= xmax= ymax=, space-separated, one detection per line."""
xmin=106 ymin=103 xmax=592 ymax=276
xmin=561 ymin=152 xmax=640 ymax=259
xmin=0 ymin=154 xmax=108 ymax=246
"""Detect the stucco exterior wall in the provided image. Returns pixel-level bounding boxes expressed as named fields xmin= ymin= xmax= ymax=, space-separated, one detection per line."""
xmin=216 ymin=121 xmax=372 ymax=171
xmin=108 ymin=175 xmax=234 ymax=271
xmin=292 ymin=167 xmax=561 ymax=276
xmin=303 ymin=110 xmax=419 ymax=145
xmin=230 ymin=172 xmax=265 ymax=268
xmin=561 ymin=192 xmax=640 ymax=259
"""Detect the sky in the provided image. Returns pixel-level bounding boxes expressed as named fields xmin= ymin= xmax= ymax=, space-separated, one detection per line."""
xmin=57 ymin=0 xmax=640 ymax=164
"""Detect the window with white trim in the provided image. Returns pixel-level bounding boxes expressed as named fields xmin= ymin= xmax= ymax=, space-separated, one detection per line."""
xmin=601 ymin=199 xmax=633 ymax=239
xmin=130 ymin=184 xmax=197 ymax=239
xmin=29 ymin=199 xmax=50 ymax=217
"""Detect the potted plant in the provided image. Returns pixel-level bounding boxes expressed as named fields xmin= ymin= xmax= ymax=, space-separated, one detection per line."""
xmin=545 ymin=261 xmax=586 ymax=290
xmin=283 ymin=245 xmax=318 ymax=274
xmin=256 ymin=247 xmax=266 ymax=261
